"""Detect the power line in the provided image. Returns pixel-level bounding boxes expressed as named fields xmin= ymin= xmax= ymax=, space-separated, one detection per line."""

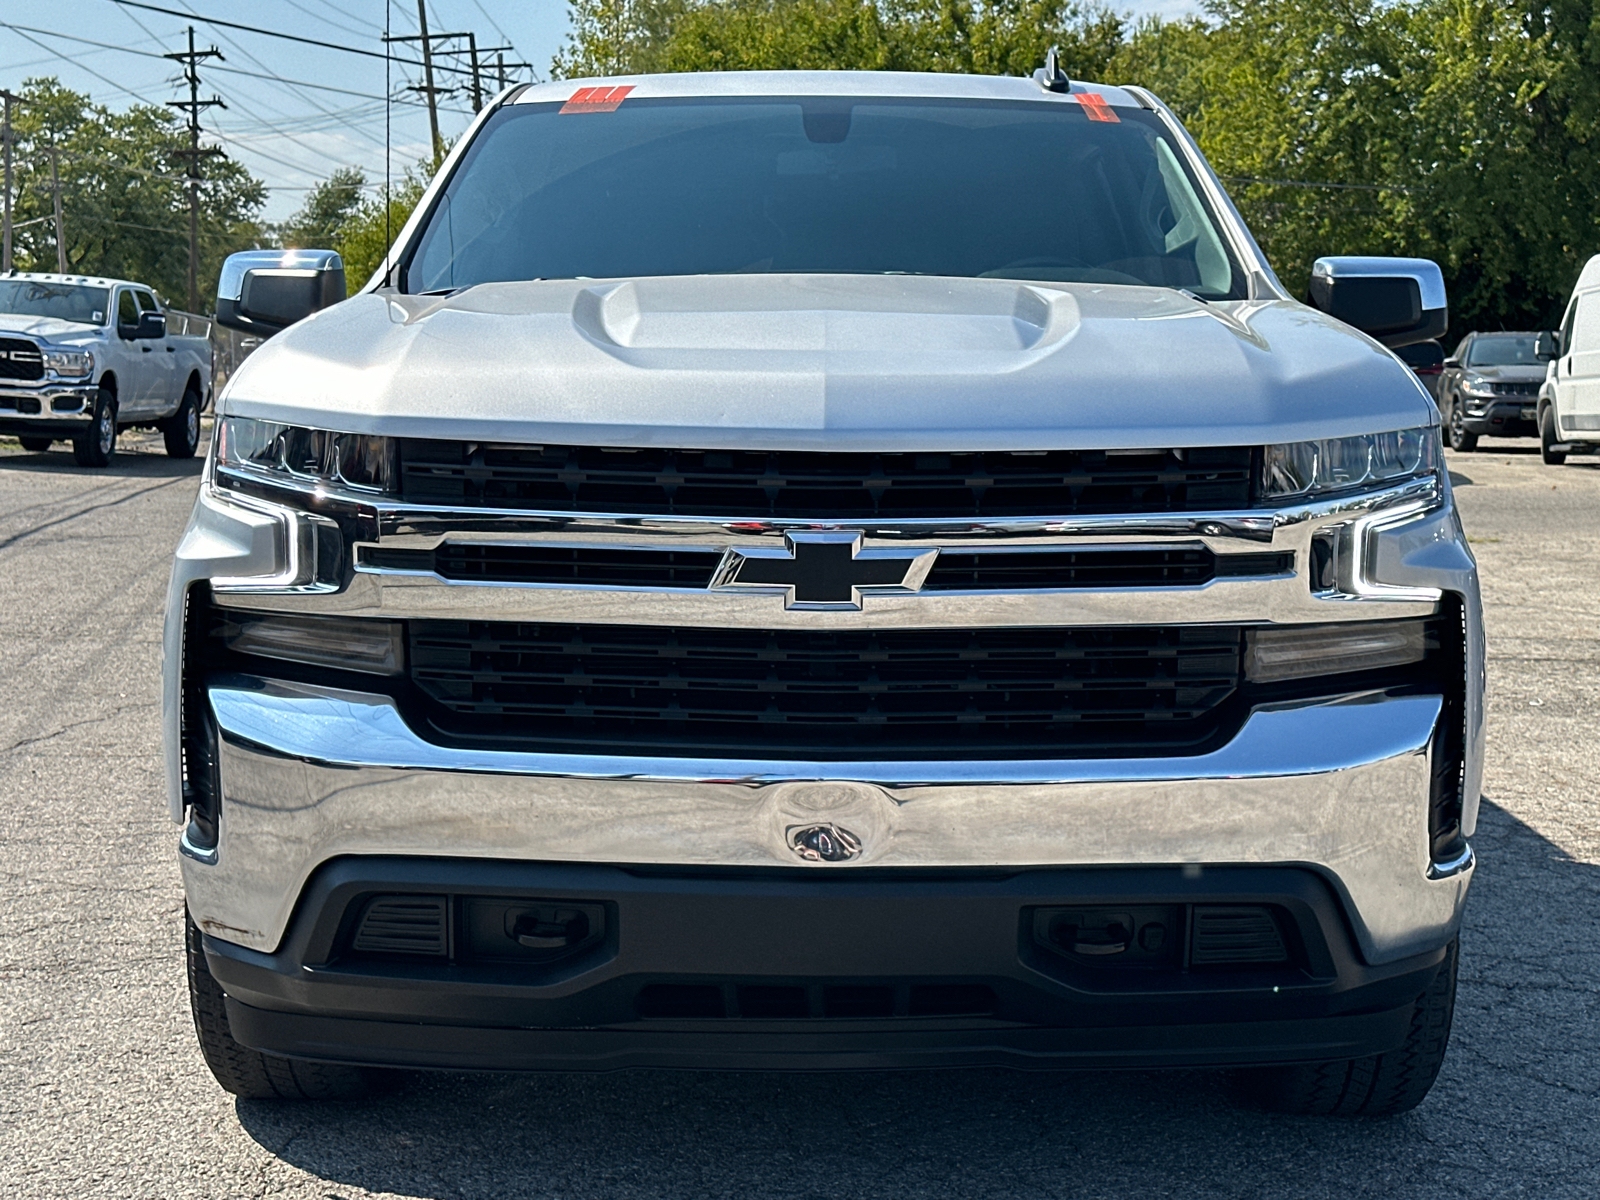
xmin=109 ymin=0 xmax=490 ymax=80
xmin=1 ymin=22 xmax=465 ymax=112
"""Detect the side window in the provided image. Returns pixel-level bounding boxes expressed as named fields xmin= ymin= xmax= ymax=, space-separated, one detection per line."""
xmin=117 ymin=290 xmax=139 ymax=326
xmin=1452 ymin=338 xmax=1470 ymax=362
xmin=1570 ymin=293 xmax=1599 ymax=355
xmin=134 ymin=290 xmax=161 ymax=314
xmin=1559 ymin=299 xmax=1577 ymax=354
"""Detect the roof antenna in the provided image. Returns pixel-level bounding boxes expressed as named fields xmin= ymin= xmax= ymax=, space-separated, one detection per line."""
xmin=1036 ymin=46 xmax=1072 ymax=93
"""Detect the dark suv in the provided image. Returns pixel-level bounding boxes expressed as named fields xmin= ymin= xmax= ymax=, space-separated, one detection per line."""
xmin=1439 ymin=331 xmax=1545 ymax=450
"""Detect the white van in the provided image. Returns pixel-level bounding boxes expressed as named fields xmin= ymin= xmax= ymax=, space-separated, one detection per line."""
xmin=1538 ymin=253 xmax=1600 ymax=464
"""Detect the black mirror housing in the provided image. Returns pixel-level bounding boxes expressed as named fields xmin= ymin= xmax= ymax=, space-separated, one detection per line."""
xmin=1443 ymin=358 xmax=1460 ymax=369
xmin=215 ymin=249 xmax=346 ymax=337
xmin=1307 ymin=257 xmax=1448 ymax=349
xmin=1534 ymin=330 xmax=1560 ymax=361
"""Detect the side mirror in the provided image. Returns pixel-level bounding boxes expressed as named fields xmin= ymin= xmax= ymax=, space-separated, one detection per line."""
xmin=215 ymin=249 xmax=346 ymax=337
xmin=135 ymin=311 xmax=166 ymax=340
xmin=1307 ymin=256 xmax=1448 ymax=349
xmin=1534 ymin=330 xmax=1560 ymax=361
xmin=1443 ymin=358 xmax=1460 ymax=369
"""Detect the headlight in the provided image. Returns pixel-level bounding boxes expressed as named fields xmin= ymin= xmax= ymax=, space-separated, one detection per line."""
xmin=1258 ymin=427 xmax=1438 ymax=501
xmin=1460 ymin=375 xmax=1495 ymax=397
xmin=216 ymin=417 xmax=394 ymax=494
xmin=42 ymin=348 xmax=93 ymax=378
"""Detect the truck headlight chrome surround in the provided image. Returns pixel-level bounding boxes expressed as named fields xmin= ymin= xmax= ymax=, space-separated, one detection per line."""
xmin=216 ymin=416 xmax=395 ymax=494
xmin=1259 ymin=428 xmax=1437 ymax=501
xmin=43 ymin=348 xmax=94 ymax=378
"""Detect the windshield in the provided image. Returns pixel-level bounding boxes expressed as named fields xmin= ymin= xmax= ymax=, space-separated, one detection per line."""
xmin=405 ymin=95 xmax=1245 ymax=298
xmin=1466 ymin=334 xmax=1539 ymax=367
xmin=0 ymin=281 xmax=109 ymax=324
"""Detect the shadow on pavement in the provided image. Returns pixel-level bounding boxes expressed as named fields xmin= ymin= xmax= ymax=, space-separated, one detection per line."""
xmin=233 ymin=799 xmax=1599 ymax=1200
xmin=0 ymin=443 xmax=206 ymax=481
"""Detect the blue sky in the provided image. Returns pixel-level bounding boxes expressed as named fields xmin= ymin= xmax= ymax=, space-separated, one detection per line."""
xmin=0 ymin=1 xmax=1198 ymax=223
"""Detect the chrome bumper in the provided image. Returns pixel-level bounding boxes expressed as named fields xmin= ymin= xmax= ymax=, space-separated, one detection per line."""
xmin=0 ymin=381 xmax=97 ymax=419
xmin=183 ymin=676 xmax=1471 ymax=965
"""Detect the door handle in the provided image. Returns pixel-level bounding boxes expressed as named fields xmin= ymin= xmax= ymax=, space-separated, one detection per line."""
xmin=166 ymin=345 xmax=175 ymax=352
xmin=141 ymin=346 xmax=152 ymax=353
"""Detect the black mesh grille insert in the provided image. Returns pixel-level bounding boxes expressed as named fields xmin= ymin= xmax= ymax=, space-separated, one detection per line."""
xmin=0 ymin=337 xmax=44 ymax=382
xmin=408 ymin=621 xmax=1246 ymax=757
xmin=352 ymin=895 xmax=449 ymax=956
xmin=397 ymin=441 xmax=1255 ymax=518
xmin=364 ymin=544 xmax=1293 ymax=591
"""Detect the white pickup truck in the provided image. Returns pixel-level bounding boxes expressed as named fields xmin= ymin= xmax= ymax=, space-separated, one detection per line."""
xmin=0 ymin=272 xmax=212 ymax=466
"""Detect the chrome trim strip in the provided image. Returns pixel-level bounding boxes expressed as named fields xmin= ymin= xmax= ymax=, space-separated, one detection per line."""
xmin=1427 ymin=842 xmax=1474 ymax=881
xmin=205 ymin=474 xmax=1447 ymax=627
xmin=190 ymin=676 xmax=1471 ymax=962
xmin=209 ymin=673 xmax=1431 ymax=786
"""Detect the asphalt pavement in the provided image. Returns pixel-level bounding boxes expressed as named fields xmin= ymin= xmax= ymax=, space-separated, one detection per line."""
xmin=0 ymin=429 xmax=1596 ymax=1199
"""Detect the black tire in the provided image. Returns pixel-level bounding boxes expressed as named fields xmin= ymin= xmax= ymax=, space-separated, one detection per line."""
xmin=72 ymin=386 xmax=117 ymax=468
xmin=1541 ymin=405 xmax=1568 ymax=465
xmin=187 ymin=913 xmax=369 ymax=1100
xmin=162 ymin=386 xmax=201 ymax=458
xmin=17 ymin=436 xmax=51 ymax=452
xmin=1235 ymin=938 xmax=1458 ymax=1117
xmin=1446 ymin=398 xmax=1477 ymax=452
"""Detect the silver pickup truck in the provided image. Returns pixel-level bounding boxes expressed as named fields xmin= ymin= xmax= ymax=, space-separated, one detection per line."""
xmin=164 ymin=68 xmax=1483 ymax=1116
xmin=0 ymin=273 xmax=211 ymax=465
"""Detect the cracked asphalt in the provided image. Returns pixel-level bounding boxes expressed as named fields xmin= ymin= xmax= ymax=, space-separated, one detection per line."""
xmin=1 ymin=430 xmax=1596 ymax=1199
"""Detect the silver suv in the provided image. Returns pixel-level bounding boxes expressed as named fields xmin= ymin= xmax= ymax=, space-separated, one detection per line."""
xmin=165 ymin=69 xmax=1482 ymax=1116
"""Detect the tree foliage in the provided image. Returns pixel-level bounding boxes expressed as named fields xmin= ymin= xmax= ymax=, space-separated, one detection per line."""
xmin=4 ymin=78 xmax=265 ymax=309
xmin=1112 ymin=0 xmax=1600 ymax=329
xmin=280 ymin=167 xmax=368 ymax=250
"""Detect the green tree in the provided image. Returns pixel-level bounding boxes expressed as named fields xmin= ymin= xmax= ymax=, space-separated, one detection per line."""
xmin=280 ymin=167 xmax=367 ymax=249
xmin=5 ymin=78 xmax=266 ymax=309
xmin=553 ymin=0 xmax=1122 ymax=81
xmin=329 ymin=167 xmax=431 ymax=291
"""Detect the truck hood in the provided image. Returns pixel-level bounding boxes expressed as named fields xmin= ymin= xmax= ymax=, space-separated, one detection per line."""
xmin=0 ymin=315 xmax=100 ymax=343
xmin=1461 ymin=364 xmax=1546 ymax=383
xmin=220 ymin=274 xmax=1436 ymax=450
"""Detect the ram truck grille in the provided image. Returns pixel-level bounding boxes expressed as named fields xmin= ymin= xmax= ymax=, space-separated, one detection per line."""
xmin=0 ymin=337 xmax=44 ymax=382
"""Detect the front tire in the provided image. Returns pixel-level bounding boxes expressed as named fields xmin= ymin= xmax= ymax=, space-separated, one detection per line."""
xmin=72 ymin=386 xmax=117 ymax=468
xmin=17 ymin=436 xmax=51 ymax=452
xmin=162 ymin=386 xmax=201 ymax=458
xmin=1541 ymin=406 xmax=1568 ymax=465
xmin=1235 ymin=938 xmax=1458 ymax=1116
xmin=187 ymin=913 xmax=369 ymax=1100
xmin=1446 ymin=398 xmax=1477 ymax=452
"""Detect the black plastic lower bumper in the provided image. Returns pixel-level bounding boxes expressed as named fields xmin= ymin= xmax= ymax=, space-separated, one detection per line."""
xmin=1462 ymin=401 xmax=1537 ymax=436
xmin=204 ymin=857 xmax=1451 ymax=1073
xmin=0 ymin=417 xmax=92 ymax=439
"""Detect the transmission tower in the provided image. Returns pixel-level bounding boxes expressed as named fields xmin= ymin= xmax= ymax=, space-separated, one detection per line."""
xmin=165 ymin=26 xmax=226 ymax=313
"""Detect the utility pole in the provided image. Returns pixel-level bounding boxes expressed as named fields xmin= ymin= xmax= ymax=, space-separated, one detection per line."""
xmin=415 ymin=0 xmax=442 ymax=163
xmin=496 ymin=52 xmax=507 ymax=92
xmin=467 ymin=32 xmax=482 ymax=113
xmin=165 ymin=26 xmax=226 ymax=313
xmin=49 ymin=142 xmax=65 ymax=273
xmin=1 ymin=89 xmax=20 ymax=274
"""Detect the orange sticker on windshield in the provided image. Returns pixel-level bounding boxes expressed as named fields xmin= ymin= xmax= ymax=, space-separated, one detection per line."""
xmin=560 ymin=85 xmax=635 ymax=114
xmin=1075 ymin=93 xmax=1120 ymax=123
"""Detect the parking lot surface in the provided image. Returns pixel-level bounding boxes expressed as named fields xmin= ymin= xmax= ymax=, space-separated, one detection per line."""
xmin=1 ymin=432 xmax=1596 ymax=1199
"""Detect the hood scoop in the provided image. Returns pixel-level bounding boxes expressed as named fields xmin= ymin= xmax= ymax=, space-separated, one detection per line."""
xmin=571 ymin=275 xmax=1080 ymax=354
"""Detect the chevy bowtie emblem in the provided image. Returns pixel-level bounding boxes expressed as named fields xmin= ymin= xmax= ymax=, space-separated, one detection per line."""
xmin=710 ymin=532 xmax=938 ymax=610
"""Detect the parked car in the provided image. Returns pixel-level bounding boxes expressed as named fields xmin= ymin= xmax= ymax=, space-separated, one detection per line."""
xmin=166 ymin=69 xmax=1482 ymax=1117
xmin=1396 ymin=338 xmax=1445 ymax=400
xmin=1437 ymin=330 xmax=1545 ymax=451
xmin=0 ymin=273 xmax=211 ymax=465
xmin=1534 ymin=254 xmax=1600 ymax=465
